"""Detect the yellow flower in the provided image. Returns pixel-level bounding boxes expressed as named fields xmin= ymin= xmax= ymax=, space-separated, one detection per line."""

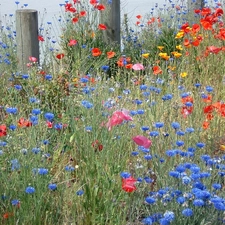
xmin=175 ymin=31 xmax=184 ymax=39
xmin=142 ymin=53 xmax=150 ymax=58
xmin=157 ymin=46 xmax=164 ymax=51
xmin=73 ymin=78 xmax=78 ymax=83
xmin=159 ymin=52 xmax=170 ymax=60
xmin=176 ymin=45 xmax=183 ymax=51
xmin=172 ymin=51 xmax=182 ymax=58
xmin=168 ymin=65 xmax=176 ymax=71
xmin=180 ymin=72 xmax=187 ymax=78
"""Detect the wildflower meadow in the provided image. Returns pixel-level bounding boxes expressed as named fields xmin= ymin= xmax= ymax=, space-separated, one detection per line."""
xmin=1 ymin=0 xmax=225 ymax=224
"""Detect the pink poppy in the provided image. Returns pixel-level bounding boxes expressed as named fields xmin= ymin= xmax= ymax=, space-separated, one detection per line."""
xmin=68 ymin=39 xmax=78 ymax=46
xmin=132 ymin=63 xmax=144 ymax=71
xmin=106 ymin=109 xmax=133 ymax=131
xmin=132 ymin=135 xmax=152 ymax=148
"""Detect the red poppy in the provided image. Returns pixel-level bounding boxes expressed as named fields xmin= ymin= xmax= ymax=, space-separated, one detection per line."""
xmin=202 ymin=121 xmax=210 ymax=129
xmin=92 ymin=140 xmax=103 ymax=151
xmin=122 ymin=177 xmax=137 ymax=193
xmin=136 ymin=14 xmax=142 ymax=19
xmin=90 ymin=0 xmax=98 ymax=5
xmin=203 ymin=105 xmax=214 ymax=114
xmin=3 ymin=212 xmax=13 ymax=219
xmin=192 ymin=39 xmax=200 ymax=47
xmin=38 ymin=35 xmax=44 ymax=42
xmin=207 ymin=46 xmax=222 ymax=54
xmin=56 ymin=53 xmax=65 ymax=59
xmin=91 ymin=48 xmax=102 ymax=57
xmin=152 ymin=65 xmax=162 ymax=75
xmin=181 ymin=106 xmax=193 ymax=117
xmin=96 ymin=4 xmax=105 ymax=10
xmin=18 ymin=118 xmax=32 ymax=128
xmin=72 ymin=17 xmax=79 ymax=23
xmin=125 ymin=64 xmax=133 ymax=69
xmin=0 ymin=124 xmax=7 ymax=137
xmin=214 ymin=7 xmax=223 ymax=17
xmin=98 ymin=24 xmax=107 ymax=30
xmin=79 ymin=11 xmax=87 ymax=17
xmin=192 ymin=24 xmax=200 ymax=33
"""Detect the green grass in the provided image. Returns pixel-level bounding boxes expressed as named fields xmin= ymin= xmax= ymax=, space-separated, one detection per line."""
xmin=1 ymin=1 xmax=225 ymax=225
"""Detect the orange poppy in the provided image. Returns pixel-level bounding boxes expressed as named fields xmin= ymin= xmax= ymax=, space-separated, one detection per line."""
xmin=152 ymin=65 xmax=162 ymax=75
xmin=125 ymin=64 xmax=133 ymax=69
xmin=202 ymin=121 xmax=210 ymax=129
xmin=202 ymin=94 xmax=212 ymax=103
xmin=107 ymin=51 xmax=115 ymax=59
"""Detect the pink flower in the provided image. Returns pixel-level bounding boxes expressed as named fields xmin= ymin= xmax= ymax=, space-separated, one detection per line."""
xmin=132 ymin=135 xmax=152 ymax=148
xmin=132 ymin=63 xmax=144 ymax=71
xmin=106 ymin=109 xmax=133 ymax=131
xmin=68 ymin=39 xmax=78 ymax=46
xmin=29 ymin=56 xmax=37 ymax=62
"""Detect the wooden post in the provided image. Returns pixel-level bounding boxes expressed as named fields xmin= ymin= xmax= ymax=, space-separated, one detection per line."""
xmin=187 ymin=0 xmax=204 ymax=24
xmin=16 ymin=9 xmax=39 ymax=72
xmin=101 ymin=0 xmax=120 ymax=47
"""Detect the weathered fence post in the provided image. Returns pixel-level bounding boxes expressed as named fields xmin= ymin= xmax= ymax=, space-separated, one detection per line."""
xmin=101 ymin=0 xmax=120 ymax=47
xmin=16 ymin=9 xmax=39 ymax=72
xmin=187 ymin=0 xmax=204 ymax=24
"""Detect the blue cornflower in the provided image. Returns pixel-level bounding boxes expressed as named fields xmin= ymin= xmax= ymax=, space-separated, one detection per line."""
xmin=9 ymin=124 xmax=16 ymax=131
xmin=81 ymin=100 xmax=93 ymax=109
xmin=123 ymin=89 xmax=131 ymax=95
xmin=48 ymin=183 xmax=57 ymax=191
xmin=193 ymin=199 xmax=205 ymax=206
xmin=30 ymin=115 xmax=38 ymax=125
xmin=166 ymin=150 xmax=177 ymax=157
xmin=65 ymin=166 xmax=75 ymax=172
xmin=29 ymin=97 xmax=39 ymax=103
xmin=195 ymin=83 xmax=201 ymax=88
xmin=164 ymin=211 xmax=175 ymax=222
xmin=206 ymin=86 xmax=213 ymax=92
xmin=176 ymin=140 xmax=184 ymax=147
xmin=45 ymin=74 xmax=52 ymax=80
xmin=144 ymin=155 xmax=152 ymax=160
xmin=142 ymin=217 xmax=153 ymax=225
xmin=140 ymin=84 xmax=148 ymax=90
xmin=175 ymin=165 xmax=186 ymax=173
xmin=54 ymin=123 xmax=63 ymax=130
xmin=171 ymin=122 xmax=180 ymax=129
xmin=190 ymin=166 xmax=200 ymax=173
xmin=212 ymin=183 xmax=222 ymax=190
xmin=130 ymin=110 xmax=137 ymax=116
xmin=38 ymin=168 xmax=48 ymax=175
xmin=159 ymin=218 xmax=170 ymax=225
xmin=196 ymin=142 xmax=205 ymax=148
xmin=85 ymin=126 xmax=92 ymax=132
xmin=214 ymin=202 xmax=225 ymax=210
xmin=22 ymin=74 xmax=29 ymax=79
xmin=120 ymin=172 xmax=131 ymax=179
xmin=182 ymin=208 xmax=193 ymax=217
xmin=6 ymin=107 xmax=17 ymax=114
xmin=201 ymin=154 xmax=211 ymax=162
xmin=162 ymin=94 xmax=173 ymax=100
xmin=76 ymin=190 xmax=84 ymax=196
xmin=176 ymin=130 xmax=185 ymax=136
xmin=44 ymin=112 xmax=54 ymax=121
xmin=131 ymin=151 xmax=139 ymax=156
xmin=182 ymin=176 xmax=191 ymax=185
xmin=144 ymin=177 xmax=153 ymax=183
xmin=187 ymin=147 xmax=196 ymax=153
xmin=32 ymin=147 xmax=40 ymax=154
xmin=149 ymin=131 xmax=159 ymax=137
xmin=11 ymin=159 xmax=20 ymax=171
xmin=169 ymin=171 xmax=180 ymax=178
xmin=137 ymin=109 xmax=145 ymax=114
xmin=14 ymin=84 xmax=22 ymax=90
xmin=145 ymin=196 xmax=156 ymax=204
xmin=141 ymin=126 xmax=149 ymax=131
xmin=80 ymin=77 xmax=89 ymax=83
xmin=11 ymin=199 xmax=20 ymax=206
xmin=101 ymin=65 xmax=110 ymax=72
xmin=32 ymin=109 xmax=41 ymax=115
xmin=177 ymin=196 xmax=186 ymax=204
xmin=186 ymin=127 xmax=194 ymax=133
xmin=155 ymin=122 xmax=164 ymax=128
xmin=134 ymin=99 xmax=142 ymax=105
xmin=25 ymin=186 xmax=35 ymax=194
